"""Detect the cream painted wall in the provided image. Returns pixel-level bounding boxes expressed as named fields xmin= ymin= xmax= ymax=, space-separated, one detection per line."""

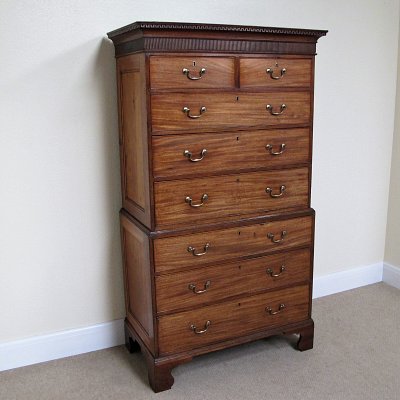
xmin=385 ymin=21 xmax=400 ymax=267
xmin=0 ymin=0 xmax=399 ymax=343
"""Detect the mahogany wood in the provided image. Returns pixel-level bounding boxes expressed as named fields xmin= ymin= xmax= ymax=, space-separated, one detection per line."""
xmin=240 ymin=57 xmax=312 ymax=88
xmin=108 ymin=21 xmax=326 ymax=392
xmin=154 ymin=167 xmax=310 ymax=228
xmin=156 ymin=248 xmax=311 ymax=313
xmin=152 ymin=128 xmax=310 ymax=179
xmin=153 ymin=215 xmax=313 ymax=272
xmin=150 ymin=56 xmax=235 ymax=89
xmin=151 ymin=91 xmax=311 ymax=133
xmin=116 ymin=55 xmax=151 ymax=227
xmin=158 ymin=284 xmax=309 ymax=355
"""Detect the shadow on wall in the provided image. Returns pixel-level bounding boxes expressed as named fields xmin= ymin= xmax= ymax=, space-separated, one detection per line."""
xmin=94 ymin=37 xmax=125 ymax=320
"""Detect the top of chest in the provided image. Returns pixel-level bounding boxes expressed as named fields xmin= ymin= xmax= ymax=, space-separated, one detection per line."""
xmin=107 ymin=21 xmax=327 ymax=57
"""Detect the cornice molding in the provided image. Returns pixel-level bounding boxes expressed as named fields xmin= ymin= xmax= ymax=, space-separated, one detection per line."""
xmin=107 ymin=21 xmax=328 ymax=40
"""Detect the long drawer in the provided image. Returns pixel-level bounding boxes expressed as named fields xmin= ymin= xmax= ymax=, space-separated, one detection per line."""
xmin=154 ymin=167 xmax=309 ymax=227
xmin=151 ymin=92 xmax=311 ymax=133
xmin=153 ymin=215 xmax=313 ymax=273
xmin=240 ymin=58 xmax=312 ymax=88
xmin=156 ymin=248 xmax=311 ymax=313
xmin=158 ymin=284 xmax=310 ymax=355
xmin=150 ymin=56 xmax=235 ymax=89
xmin=152 ymin=128 xmax=310 ymax=179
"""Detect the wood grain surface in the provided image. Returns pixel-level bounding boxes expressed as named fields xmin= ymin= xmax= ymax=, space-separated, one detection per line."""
xmin=240 ymin=58 xmax=312 ymax=88
xmin=152 ymin=128 xmax=310 ymax=179
xmin=154 ymin=167 xmax=309 ymax=228
xmin=156 ymin=248 xmax=311 ymax=313
xmin=158 ymin=284 xmax=309 ymax=354
xmin=151 ymin=91 xmax=311 ymax=133
xmin=150 ymin=56 xmax=235 ymax=89
xmin=153 ymin=215 xmax=312 ymax=272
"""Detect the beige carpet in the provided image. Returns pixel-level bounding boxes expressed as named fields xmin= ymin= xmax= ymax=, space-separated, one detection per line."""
xmin=1 ymin=282 xmax=399 ymax=400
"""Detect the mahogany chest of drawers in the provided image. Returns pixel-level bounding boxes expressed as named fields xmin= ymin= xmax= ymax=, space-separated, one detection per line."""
xmin=107 ymin=21 xmax=326 ymax=392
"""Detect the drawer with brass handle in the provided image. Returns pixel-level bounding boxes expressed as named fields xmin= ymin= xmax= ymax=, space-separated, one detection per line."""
xmin=153 ymin=215 xmax=313 ymax=273
xmin=151 ymin=92 xmax=311 ymax=133
xmin=154 ymin=167 xmax=309 ymax=228
xmin=149 ymin=56 xmax=235 ymax=89
xmin=158 ymin=284 xmax=310 ymax=355
xmin=240 ymin=58 xmax=312 ymax=88
xmin=152 ymin=128 xmax=310 ymax=179
xmin=156 ymin=248 xmax=311 ymax=313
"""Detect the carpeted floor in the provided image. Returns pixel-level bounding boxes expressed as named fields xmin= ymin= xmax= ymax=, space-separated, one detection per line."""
xmin=1 ymin=282 xmax=399 ymax=400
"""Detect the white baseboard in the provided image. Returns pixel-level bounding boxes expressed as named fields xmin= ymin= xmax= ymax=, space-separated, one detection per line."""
xmin=0 ymin=262 xmax=396 ymax=373
xmin=0 ymin=319 xmax=125 ymax=372
xmin=312 ymin=262 xmax=383 ymax=299
xmin=383 ymin=262 xmax=400 ymax=289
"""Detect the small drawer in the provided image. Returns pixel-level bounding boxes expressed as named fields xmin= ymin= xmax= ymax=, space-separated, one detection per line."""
xmin=158 ymin=284 xmax=310 ymax=355
xmin=153 ymin=215 xmax=313 ymax=273
xmin=150 ymin=56 xmax=235 ymax=89
xmin=240 ymin=58 xmax=312 ymax=88
xmin=151 ymin=92 xmax=311 ymax=133
xmin=156 ymin=248 xmax=311 ymax=313
xmin=152 ymin=128 xmax=310 ymax=179
xmin=154 ymin=167 xmax=309 ymax=228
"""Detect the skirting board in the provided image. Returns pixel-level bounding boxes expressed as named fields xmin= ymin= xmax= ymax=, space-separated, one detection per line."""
xmin=1 ymin=262 xmax=399 ymax=373
xmin=312 ymin=262 xmax=383 ymax=299
xmin=0 ymin=319 xmax=125 ymax=372
xmin=383 ymin=262 xmax=400 ymax=289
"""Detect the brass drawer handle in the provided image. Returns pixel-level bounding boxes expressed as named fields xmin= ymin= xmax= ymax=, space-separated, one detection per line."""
xmin=187 ymin=243 xmax=210 ymax=256
xmin=183 ymin=106 xmax=207 ymax=119
xmin=266 ymin=185 xmax=286 ymax=198
xmin=266 ymin=67 xmax=286 ymax=80
xmin=266 ymin=304 xmax=286 ymax=315
xmin=266 ymin=265 xmax=286 ymax=277
xmin=267 ymin=230 xmax=287 ymax=243
xmin=190 ymin=320 xmax=211 ymax=334
xmin=185 ymin=193 xmax=208 ymax=207
xmin=188 ymin=280 xmax=211 ymax=294
xmin=266 ymin=143 xmax=286 ymax=155
xmin=182 ymin=67 xmax=206 ymax=80
xmin=184 ymin=149 xmax=207 ymax=162
xmin=266 ymin=104 xmax=286 ymax=116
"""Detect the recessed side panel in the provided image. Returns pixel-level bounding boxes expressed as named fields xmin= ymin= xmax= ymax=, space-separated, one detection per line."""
xmin=117 ymin=54 xmax=151 ymax=228
xmin=121 ymin=213 xmax=154 ymax=353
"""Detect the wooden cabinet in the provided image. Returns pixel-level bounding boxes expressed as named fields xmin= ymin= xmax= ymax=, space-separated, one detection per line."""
xmin=108 ymin=21 xmax=326 ymax=393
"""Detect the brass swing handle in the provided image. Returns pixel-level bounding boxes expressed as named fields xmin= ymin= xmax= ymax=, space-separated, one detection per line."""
xmin=187 ymin=243 xmax=210 ymax=257
xmin=266 ymin=265 xmax=286 ymax=277
xmin=190 ymin=320 xmax=211 ymax=334
xmin=188 ymin=280 xmax=211 ymax=294
xmin=185 ymin=193 xmax=208 ymax=207
xmin=266 ymin=304 xmax=286 ymax=315
xmin=267 ymin=230 xmax=287 ymax=243
xmin=266 ymin=67 xmax=286 ymax=80
xmin=183 ymin=106 xmax=207 ymax=119
xmin=266 ymin=104 xmax=286 ymax=116
xmin=266 ymin=143 xmax=286 ymax=155
xmin=182 ymin=67 xmax=206 ymax=80
xmin=184 ymin=149 xmax=207 ymax=162
xmin=266 ymin=185 xmax=286 ymax=198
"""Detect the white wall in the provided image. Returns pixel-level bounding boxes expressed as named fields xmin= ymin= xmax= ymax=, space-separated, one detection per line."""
xmin=0 ymin=0 xmax=398 ymax=343
xmin=385 ymin=19 xmax=400 ymax=268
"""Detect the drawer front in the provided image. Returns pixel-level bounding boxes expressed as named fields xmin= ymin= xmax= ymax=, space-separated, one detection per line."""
xmin=156 ymin=248 xmax=311 ymax=313
xmin=158 ymin=284 xmax=309 ymax=355
xmin=154 ymin=167 xmax=309 ymax=227
xmin=150 ymin=56 xmax=235 ymax=89
xmin=154 ymin=215 xmax=313 ymax=273
xmin=152 ymin=128 xmax=310 ymax=179
xmin=151 ymin=92 xmax=311 ymax=133
xmin=240 ymin=58 xmax=312 ymax=88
